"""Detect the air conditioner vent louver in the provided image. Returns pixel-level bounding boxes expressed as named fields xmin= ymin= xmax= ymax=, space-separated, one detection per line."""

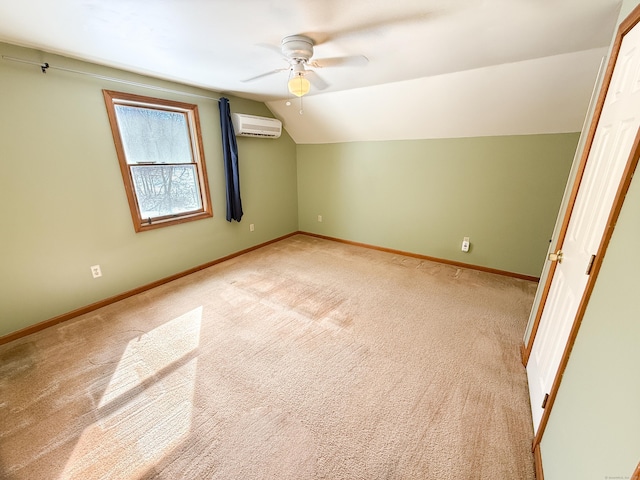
xmin=231 ymin=113 xmax=282 ymax=138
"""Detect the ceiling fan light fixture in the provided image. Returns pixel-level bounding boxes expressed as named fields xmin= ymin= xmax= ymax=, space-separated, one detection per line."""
xmin=288 ymin=74 xmax=310 ymax=97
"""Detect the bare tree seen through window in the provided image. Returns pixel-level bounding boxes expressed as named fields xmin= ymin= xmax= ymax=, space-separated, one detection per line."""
xmin=115 ymin=105 xmax=202 ymax=219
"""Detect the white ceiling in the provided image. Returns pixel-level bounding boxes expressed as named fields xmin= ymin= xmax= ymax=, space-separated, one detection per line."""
xmin=0 ymin=0 xmax=623 ymax=143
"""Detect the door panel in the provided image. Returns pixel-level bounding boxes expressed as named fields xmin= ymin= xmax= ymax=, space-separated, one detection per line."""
xmin=527 ymin=20 xmax=640 ymax=434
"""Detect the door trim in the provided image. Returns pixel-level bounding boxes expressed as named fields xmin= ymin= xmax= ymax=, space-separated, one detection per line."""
xmin=523 ymin=4 xmax=640 ymax=366
xmin=533 ymin=126 xmax=640 ymax=447
xmin=528 ymin=5 xmax=640 ymax=448
xmin=534 ymin=443 xmax=545 ymax=480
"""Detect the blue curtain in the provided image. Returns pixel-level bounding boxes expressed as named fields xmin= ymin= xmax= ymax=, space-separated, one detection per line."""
xmin=218 ymin=97 xmax=243 ymax=222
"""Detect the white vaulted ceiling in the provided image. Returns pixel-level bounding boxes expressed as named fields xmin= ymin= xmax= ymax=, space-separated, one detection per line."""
xmin=0 ymin=0 xmax=622 ymax=143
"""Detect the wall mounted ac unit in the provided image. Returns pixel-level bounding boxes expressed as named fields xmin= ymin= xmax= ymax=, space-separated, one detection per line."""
xmin=231 ymin=113 xmax=282 ymax=138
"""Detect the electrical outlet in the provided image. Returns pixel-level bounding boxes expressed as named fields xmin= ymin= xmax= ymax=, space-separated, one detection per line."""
xmin=250 ymin=223 xmax=255 ymax=232
xmin=317 ymin=215 xmax=323 ymax=222
xmin=90 ymin=265 xmax=102 ymax=278
xmin=461 ymin=237 xmax=470 ymax=253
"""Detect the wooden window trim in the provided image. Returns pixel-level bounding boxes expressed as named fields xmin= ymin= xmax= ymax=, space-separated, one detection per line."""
xmin=103 ymin=90 xmax=213 ymax=232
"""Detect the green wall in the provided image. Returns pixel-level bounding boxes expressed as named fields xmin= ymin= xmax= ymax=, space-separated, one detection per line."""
xmin=297 ymin=135 xmax=578 ymax=277
xmin=540 ymin=1 xmax=640 ymax=478
xmin=0 ymin=42 xmax=298 ymax=337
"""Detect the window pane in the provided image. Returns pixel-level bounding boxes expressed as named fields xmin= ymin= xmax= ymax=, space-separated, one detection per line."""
xmin=115 ymin=105 xmax=193 ymax=164
xmin=104 ymin=89 xmax=212 ymax=231
xmin=130 ymin=165 xmax=202 ymax=219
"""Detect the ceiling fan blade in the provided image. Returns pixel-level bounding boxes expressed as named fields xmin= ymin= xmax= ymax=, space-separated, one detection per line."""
xmin=311 ymin=55 xmax=369 ymax=68
xmin=256 ymin=42 xmax=284 ymax=56
xmin=303 ymin=11 xmax=439 ymax=46
xmin=242 ymin=68 xmax=288 ymax=83
xmin=305 ymin=70 xmax=329 ymax=90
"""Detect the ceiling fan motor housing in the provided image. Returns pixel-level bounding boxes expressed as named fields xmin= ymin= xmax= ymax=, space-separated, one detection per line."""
xmin=282 ymin=35 xmax=314 ymax=62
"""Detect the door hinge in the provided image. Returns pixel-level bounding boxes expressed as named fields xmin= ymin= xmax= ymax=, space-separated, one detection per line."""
xmin=586 ymin=254 xmax=596 ymax=275
xmin=541 ymin=393 xmax=550 ymax=409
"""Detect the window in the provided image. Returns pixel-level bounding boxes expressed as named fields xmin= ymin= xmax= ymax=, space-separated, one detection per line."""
xmin=103 ymin=90 xmax=212 ymax=232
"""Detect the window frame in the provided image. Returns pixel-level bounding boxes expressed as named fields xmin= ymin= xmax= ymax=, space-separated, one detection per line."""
xmin=103 ymin=90 xmax=213 ymax=232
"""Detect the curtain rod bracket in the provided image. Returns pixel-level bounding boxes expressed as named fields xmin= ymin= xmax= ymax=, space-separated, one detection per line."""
xmin=41 ymin=62 xmax=49 ymax=74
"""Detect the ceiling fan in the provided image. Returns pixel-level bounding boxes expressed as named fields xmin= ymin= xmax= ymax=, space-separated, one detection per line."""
xmin=243 ymin=34 xmax=369 ymax=97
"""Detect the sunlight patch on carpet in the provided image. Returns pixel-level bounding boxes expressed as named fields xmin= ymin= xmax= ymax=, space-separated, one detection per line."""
xmin=58 ymin=307 xmax=202 ymax=479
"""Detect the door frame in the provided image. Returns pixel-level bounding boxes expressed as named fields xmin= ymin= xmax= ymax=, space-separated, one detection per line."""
xmin=523 ymin=3 xmax=640 ymax=449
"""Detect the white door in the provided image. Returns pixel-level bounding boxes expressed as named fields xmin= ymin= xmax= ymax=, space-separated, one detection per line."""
xmin=527 ymin=20 xmax=640 ymax=433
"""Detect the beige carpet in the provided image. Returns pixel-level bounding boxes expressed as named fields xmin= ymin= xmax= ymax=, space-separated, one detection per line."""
xmin=0 ymin=234 xmax=537 ymax=479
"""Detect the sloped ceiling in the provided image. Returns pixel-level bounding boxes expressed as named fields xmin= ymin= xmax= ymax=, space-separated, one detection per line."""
xmin=0 ymin=0 xmax=622 ymax=143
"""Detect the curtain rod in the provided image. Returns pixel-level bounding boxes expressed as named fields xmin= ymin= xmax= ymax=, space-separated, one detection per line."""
xmin=1 ymin=55 xmax=221 ymax=102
